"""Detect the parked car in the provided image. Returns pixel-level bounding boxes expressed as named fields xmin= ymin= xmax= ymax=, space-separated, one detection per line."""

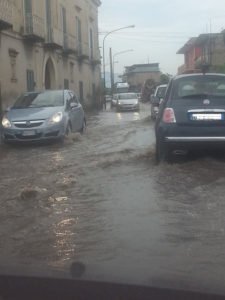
xmin=116 ymin=93 xmax=140 ymax=112
xmin=155 ymin=73 xmax=225 ymax=162
xmin=150 ymin=84 xmax=167 ymax=120
xmin=1 ymin=90 xmax=86 ymax=143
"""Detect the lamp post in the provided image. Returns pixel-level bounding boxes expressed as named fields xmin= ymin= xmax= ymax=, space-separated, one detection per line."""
xmin=102 ymin=25 xmax=135 ymax=108
xmin=111 ymin=49 xmax=134 ymax=93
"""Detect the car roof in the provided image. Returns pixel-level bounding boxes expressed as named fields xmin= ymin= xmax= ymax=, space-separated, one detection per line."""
xmin=173 ymin=73 xmax=225 ymax=81
xmin=156 ymin=84 xmax=167 ymax=88
xmin=117 ymin=92 xmax=136 ymax=95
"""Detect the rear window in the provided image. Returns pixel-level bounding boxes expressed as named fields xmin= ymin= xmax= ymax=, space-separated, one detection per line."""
xmin=172 ymin=75 xmax=225 ymax=99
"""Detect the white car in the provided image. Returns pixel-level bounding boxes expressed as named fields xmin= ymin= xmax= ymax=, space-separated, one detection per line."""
xmin=116 ymin=93 xmax=140 ymax=112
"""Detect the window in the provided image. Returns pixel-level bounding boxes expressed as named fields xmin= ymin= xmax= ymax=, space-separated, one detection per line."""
xmin=70 ymin=62 xmax=74 ymax=83
xmin=92 ymin=83 xmax=96 ymax=103
xmin=76 ymin=16 xmax=82 ymax=55
xmin=64 ymin=79 xmax=69 ymax=89
xmin=24 ymin=0 xmax=32 ymax=33
xmin=173 ymin=75 xmax=225 ymax=98
xmin=61 ymin=6 xmax=67 ymax=48
xmin=79 ymin=81 xmax=84 ymax=103
xmin=89 ymin=28 xmax=94 ymax=59
xmin=9 ymin=49 xmax=19 ymax=83
xmin=26 ymin=70 xmax=35 ymax=92
xmin=45 ymin=0 xmax=51 ymax=40
xmin=13 ymin=91 xmax=64 ymax=108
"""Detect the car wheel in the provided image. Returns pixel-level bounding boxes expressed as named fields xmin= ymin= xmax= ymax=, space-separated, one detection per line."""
xmin=155 ymin=136 xmax=171 ymax=163
xmin=80 ymin=118 xmax=86 ymax=134
xmin=58 ymin=123 xmax=71 ymax=144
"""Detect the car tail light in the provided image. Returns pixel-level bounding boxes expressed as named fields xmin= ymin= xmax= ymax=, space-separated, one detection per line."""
xmin=163 ymin=108 xmax=176 ymax=123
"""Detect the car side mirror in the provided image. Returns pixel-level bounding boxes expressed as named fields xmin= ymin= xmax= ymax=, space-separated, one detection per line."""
xmin=159 ymin=98 xmax=164 ymax=105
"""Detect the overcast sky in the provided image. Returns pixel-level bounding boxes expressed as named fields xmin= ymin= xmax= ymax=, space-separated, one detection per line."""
xmin=98 ymin=0 xmax=225 ymax=76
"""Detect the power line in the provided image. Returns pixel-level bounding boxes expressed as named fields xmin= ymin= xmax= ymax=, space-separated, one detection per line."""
xmin=99 ymin=31 xmax=199 ymax=36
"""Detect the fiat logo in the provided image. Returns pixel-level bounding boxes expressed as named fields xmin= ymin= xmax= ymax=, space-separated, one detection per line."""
xmin=203 ymin=99 xmax=210 ymax=105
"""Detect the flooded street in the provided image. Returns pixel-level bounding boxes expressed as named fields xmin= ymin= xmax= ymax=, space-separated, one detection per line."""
xmin=1 ymin=103 xmax=225 ymax=294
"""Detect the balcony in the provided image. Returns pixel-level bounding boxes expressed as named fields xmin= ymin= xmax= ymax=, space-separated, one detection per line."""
xmin=0 ymin=0 xmax=13 ymax=30
xmin=77 ymin=42 xmax=89 ymax=62
xmin=63 ymin=34 xmax=77 ymax=55
xmin=45 ymin=27 xmax=63 ymax=50
xmin=195 ymin=55 xmax=210 ymax=68
xmin=23 ymin=14 xmax=45 ymax=43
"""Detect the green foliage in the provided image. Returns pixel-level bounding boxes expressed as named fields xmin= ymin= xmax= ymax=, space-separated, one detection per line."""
xmin=160 ymin=73 xmax=170 ymax=84
xmin=211 ymin=64 xmax=225 ymax=74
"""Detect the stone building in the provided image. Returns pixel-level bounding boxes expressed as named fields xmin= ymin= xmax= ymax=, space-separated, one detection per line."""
xmin=0 ymin=0 xmax=101 ymax=110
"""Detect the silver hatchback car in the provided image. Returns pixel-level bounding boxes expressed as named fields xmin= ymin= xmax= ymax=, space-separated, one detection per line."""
xmin=1 ymin=90 xmax=86 ymax=143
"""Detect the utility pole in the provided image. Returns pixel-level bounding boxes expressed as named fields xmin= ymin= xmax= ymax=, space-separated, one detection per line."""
xmin=109 ymin=48 xmax=114 ymax=95
xmin=0 ymin=81 xmax=2 ymax=120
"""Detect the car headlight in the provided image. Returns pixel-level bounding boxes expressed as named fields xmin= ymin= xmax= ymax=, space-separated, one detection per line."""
xmin=49 ymin=112 xmax=63 ymax=124
xmin=2 ymin=117 xmax=11 ymax=128
xmin=118 ymin=102 xmax=121 ymax=105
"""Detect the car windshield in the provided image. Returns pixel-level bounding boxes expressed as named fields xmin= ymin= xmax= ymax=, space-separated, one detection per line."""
xmin=12 ymin=91 xmax=64 ymax=108
xmin=118 ymin=93 xmax=137 ymax=100
xmin=173 ymin=76 xmax=225 ymax=99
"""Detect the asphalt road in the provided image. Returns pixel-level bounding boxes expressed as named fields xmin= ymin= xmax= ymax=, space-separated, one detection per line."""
xmin=1 ymin=103 xmax=225 ymax=295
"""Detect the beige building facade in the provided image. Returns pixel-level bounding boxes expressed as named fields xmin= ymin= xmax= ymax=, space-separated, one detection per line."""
xmin=123 ymin=64 xmax=161 ymax=91
xmin=0 ymin=0 xmax=101 ymax=110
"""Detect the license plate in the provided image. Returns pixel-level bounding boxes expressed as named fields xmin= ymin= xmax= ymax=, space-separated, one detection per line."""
xmin=190 ymin=113 xmax=223 ymax=121
xmin=22 ymin=130 xmax=36 ymax=136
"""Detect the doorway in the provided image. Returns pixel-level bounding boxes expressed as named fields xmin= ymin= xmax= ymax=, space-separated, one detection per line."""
xmin=45 ymin=58 xmax=56 ymax=89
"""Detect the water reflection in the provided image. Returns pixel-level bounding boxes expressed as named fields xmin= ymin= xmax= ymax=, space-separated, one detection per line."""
xmin=116 ymin=113 xmax=122 ymax=120
xmin=52 ymin=152 xmax=64 ymax=163
xmin=53 ymin=218 xmax=78 ymax=263
xmin=133 ymin=112 xmax=140 ymax=121
xmin=116 ymin=112 xmax=141 ymax=121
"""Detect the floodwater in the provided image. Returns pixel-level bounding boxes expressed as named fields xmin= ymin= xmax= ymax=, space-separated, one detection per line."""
xmin=1 ymin=103 xmax=225 ymax=295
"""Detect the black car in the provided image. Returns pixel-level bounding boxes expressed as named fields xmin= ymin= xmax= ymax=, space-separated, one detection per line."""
xmin=155 ymin=73 xmax=225 ymax=162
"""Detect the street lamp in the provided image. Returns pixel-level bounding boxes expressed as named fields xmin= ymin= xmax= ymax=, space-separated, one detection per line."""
xmin=102 ymin=25 xmax=135 ymax=108
xmin=112 ymin=49 xmax=134 ymax=92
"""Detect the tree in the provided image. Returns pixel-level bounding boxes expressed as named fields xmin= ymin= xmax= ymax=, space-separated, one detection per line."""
xmin=160 ymin=73 xmax=171 ymax=84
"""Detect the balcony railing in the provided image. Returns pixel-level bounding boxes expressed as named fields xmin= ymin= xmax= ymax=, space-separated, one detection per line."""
xmin=23 ymin=13 xmax=45 ymax=42
xmin=63 ymin=34 xmax=77 ymax=55
xmin=77 ymin=42 xmax=89 ymax=62
xmin=0 ymin=0 xmax=13 ymax=30
xmin=45 ymin=27 xmax=63 ymax=49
